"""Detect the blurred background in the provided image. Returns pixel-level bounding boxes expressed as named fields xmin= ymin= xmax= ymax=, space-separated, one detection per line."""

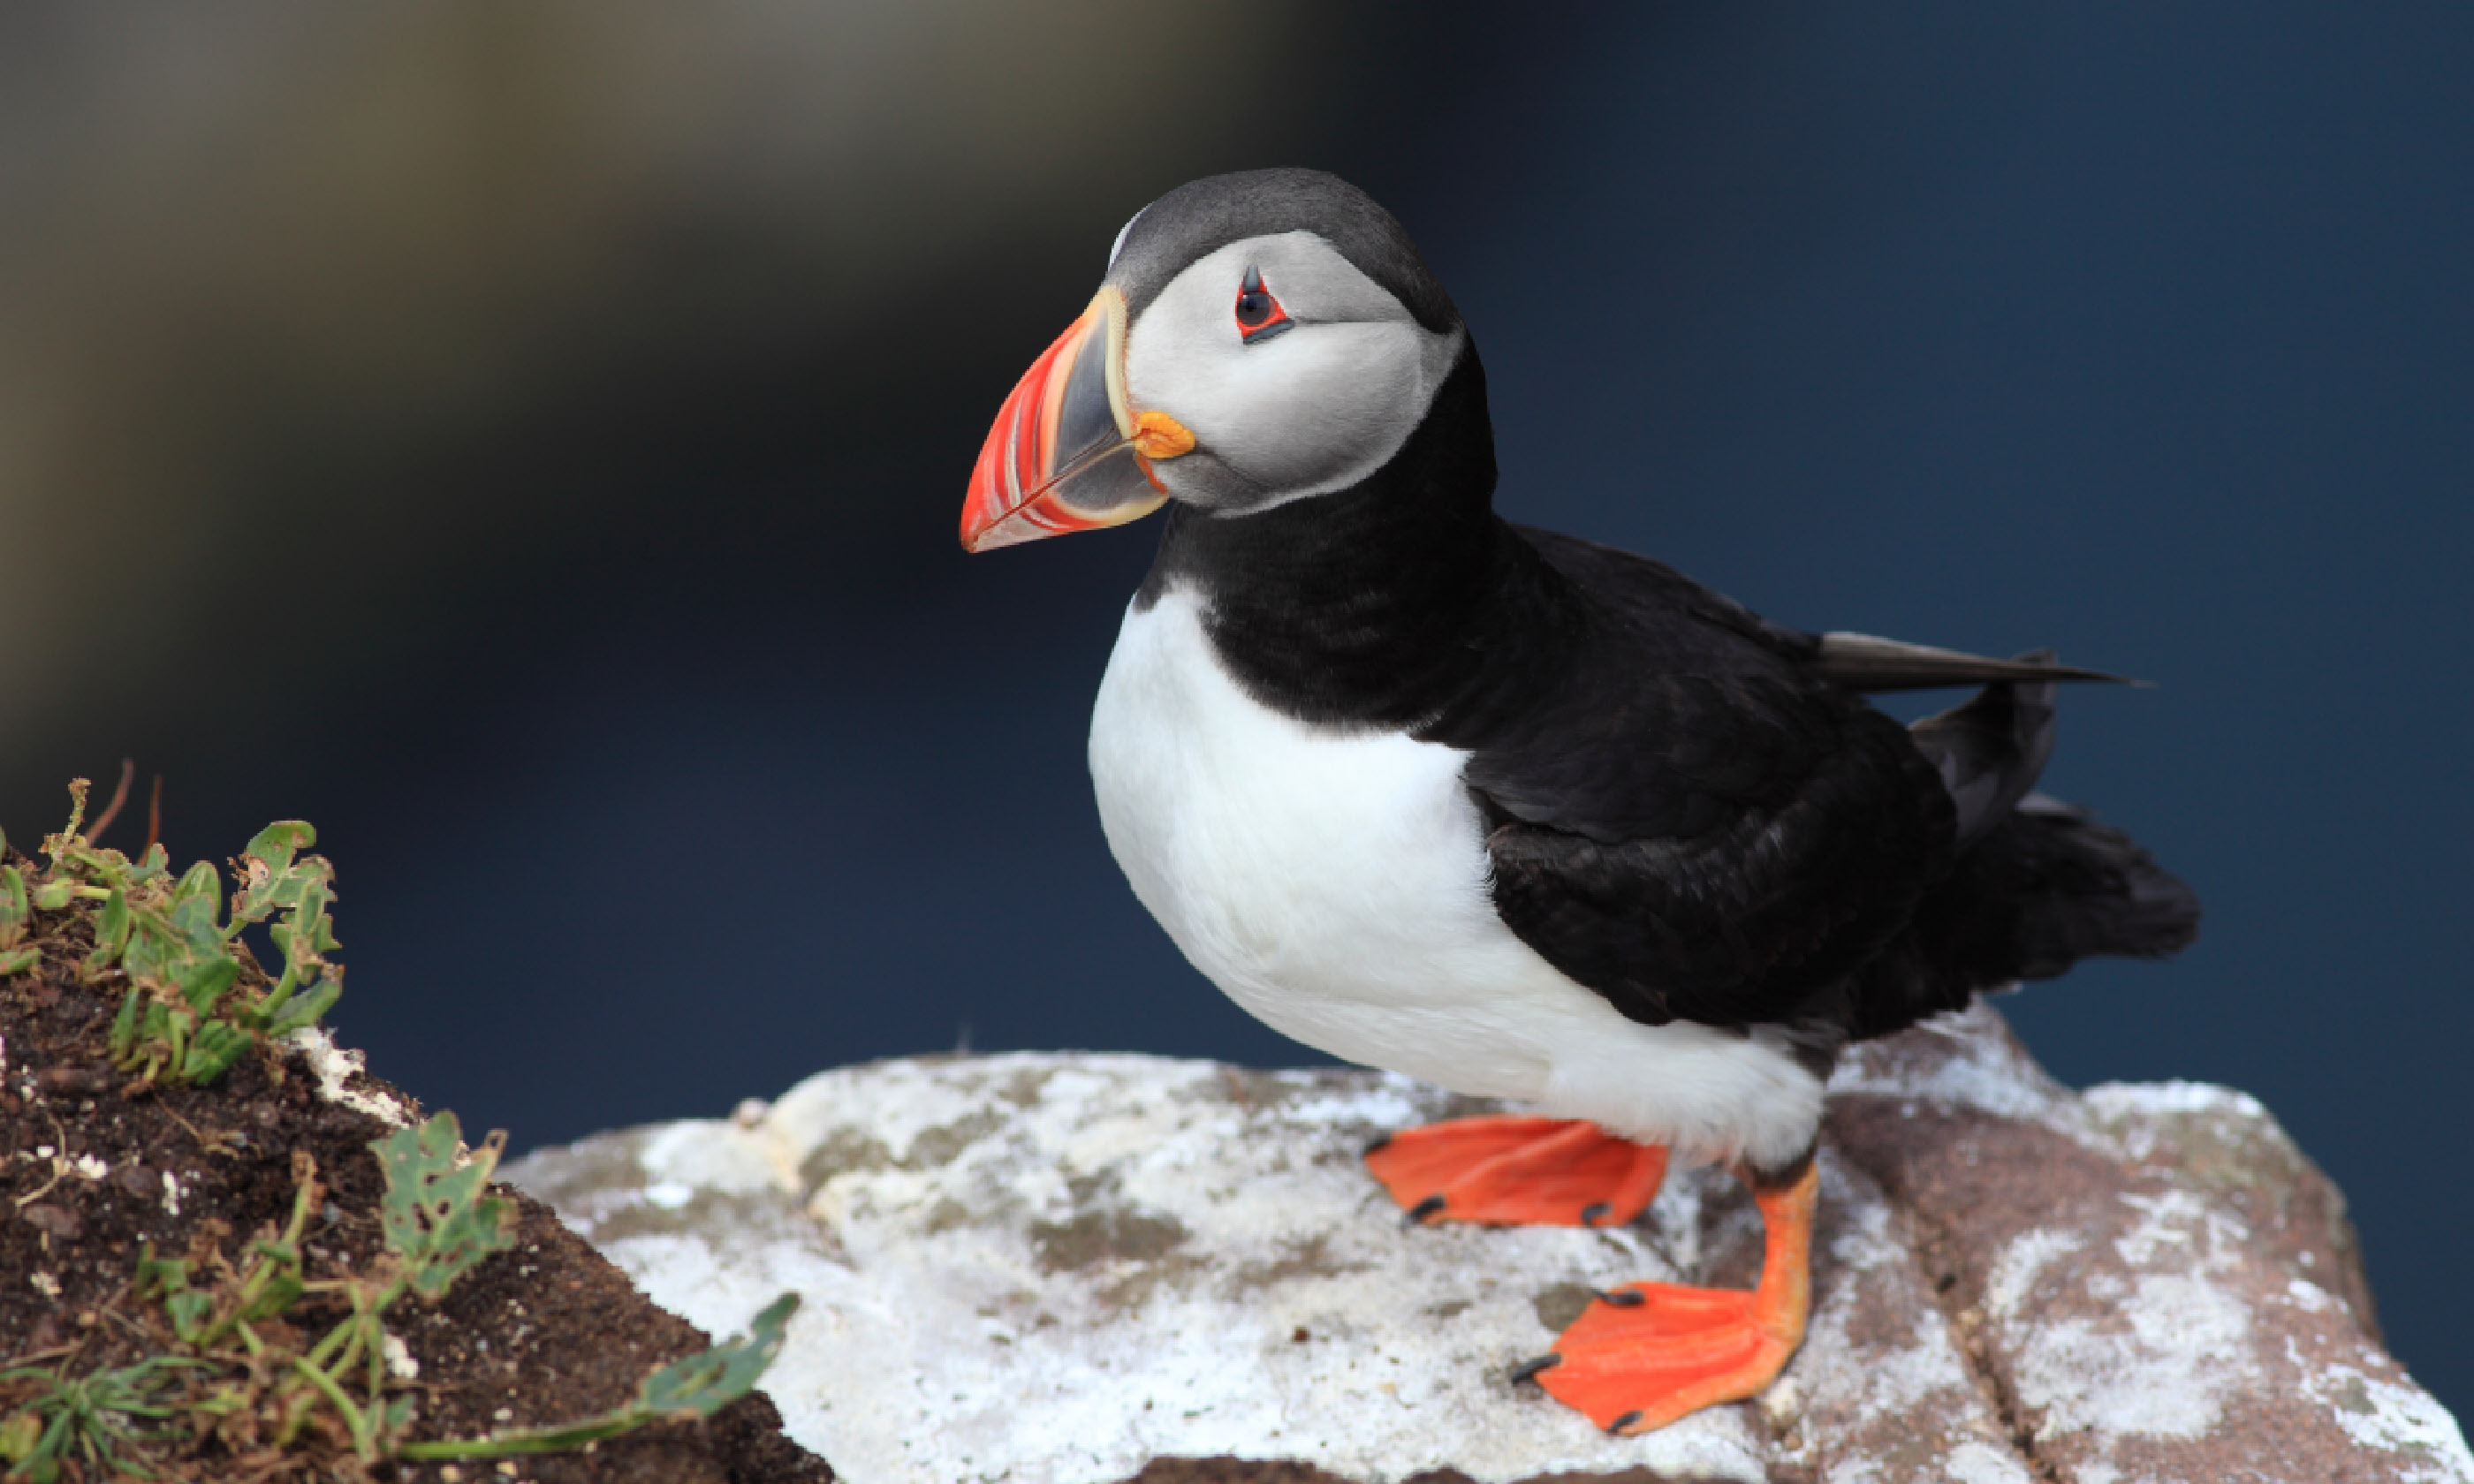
xmin=3 ymin=1 xmax=2466 ymax=1409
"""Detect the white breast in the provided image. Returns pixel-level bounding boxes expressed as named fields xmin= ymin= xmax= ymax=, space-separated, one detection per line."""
xmin=1087 ymin=588 xmax=1824 ymax=1168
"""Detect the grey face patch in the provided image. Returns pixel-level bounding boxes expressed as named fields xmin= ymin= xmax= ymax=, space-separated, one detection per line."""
xmin=1120 ymin=231 xmax=1463 ymax=512
xmin=1106 ymin=168 xmax=1458 ymax=334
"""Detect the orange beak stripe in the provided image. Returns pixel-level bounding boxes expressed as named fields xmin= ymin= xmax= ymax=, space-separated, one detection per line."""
xmin=960 ymin=286 xmax=1175 ymax=553
xmin=960 ymin=315 xmax=1089 ymax=549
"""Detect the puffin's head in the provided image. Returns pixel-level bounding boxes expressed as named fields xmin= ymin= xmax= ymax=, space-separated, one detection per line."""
xmin=960 ymin=169 xmax=1465 ymax=551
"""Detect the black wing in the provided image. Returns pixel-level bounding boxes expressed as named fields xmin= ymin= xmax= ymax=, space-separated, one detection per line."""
xmin=1454 ymin=528 xmax=1960 ymax=1030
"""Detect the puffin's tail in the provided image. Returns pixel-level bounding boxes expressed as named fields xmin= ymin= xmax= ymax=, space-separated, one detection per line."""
xmin=1844 ymin=670 xmax=2202 ymax=1041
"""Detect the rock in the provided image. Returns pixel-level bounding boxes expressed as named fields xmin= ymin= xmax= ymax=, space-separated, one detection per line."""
xmin=1828 ymin=1007 xmax=2465 ymax=1484
xmin=505 ymin=1006 xmax=2471 ymax=1484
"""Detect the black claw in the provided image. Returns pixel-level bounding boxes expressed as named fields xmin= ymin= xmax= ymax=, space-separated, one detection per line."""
xmin=1592 ymin=1287 xmax=1645 ymax=1308
xmin=1363 ymin=1133 xmax=1394 ymax=1156
xmin=1606 ymin=1409 xmax=1643 ymax=1435
xmin=1579 ymin=1201 xmax=1612 ymax=1226
xmin=1509 ymin=1353 xmax=1561 ymax=1385
xmin=1404 ymin=1193 xmax=1447 ymax=1226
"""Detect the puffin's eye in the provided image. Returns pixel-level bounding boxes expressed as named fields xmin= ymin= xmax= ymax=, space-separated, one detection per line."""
xmin=1233 ymin=265 xmax=1294 ymax=344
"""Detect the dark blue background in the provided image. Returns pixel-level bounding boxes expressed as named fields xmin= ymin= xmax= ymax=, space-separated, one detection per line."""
xmin=4 ymin=4 xmax=2464 ymax=1412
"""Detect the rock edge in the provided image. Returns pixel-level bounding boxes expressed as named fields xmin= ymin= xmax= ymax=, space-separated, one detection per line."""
xmin=507 ymin=1005 xmax=2470 ymax=1484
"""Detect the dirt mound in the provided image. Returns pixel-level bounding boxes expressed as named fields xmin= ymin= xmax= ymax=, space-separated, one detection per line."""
xmin=0 ymin=834 xmax=832 ymax=1483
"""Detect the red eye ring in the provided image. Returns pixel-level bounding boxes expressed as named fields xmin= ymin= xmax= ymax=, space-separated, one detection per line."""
xmin=1234 ymin=265 xmax=1293 ymax=344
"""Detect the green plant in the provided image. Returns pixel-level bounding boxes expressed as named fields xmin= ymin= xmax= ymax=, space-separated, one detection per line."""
xmin=12 ymin=779 xmax=345 ymax=1086
xmin=57 ymin=1109 xmax=797 ymax=1473
xmin=133 ymin=1148 xmax=323 ymax=1352
xmin=279 ymin=1111 xmax=794 ymax=1463
xmin=269 ymin=1110 xmax=518 ymax=1460
xmin=0 ymin=859 xmax=32 ymax=980
xmin=0 ymin=791 xmax=801 ymax=1477
xmin=0 ymin=1356 xmax=208 ymax=1483
xmin=375 ymin=1109 xmax=518 ymax=1302
xmin=396 ymin=1294 xmax=801 ymax=1459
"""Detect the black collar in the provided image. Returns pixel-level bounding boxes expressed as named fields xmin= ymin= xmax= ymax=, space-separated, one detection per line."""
xmin=1135 ymin=345 xmax=1583 ymax=738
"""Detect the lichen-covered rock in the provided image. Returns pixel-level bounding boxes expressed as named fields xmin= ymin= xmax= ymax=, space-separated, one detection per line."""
xmin=1829 ymin=1007 xmax=2467 ymax=1484
xmin=506 ymin=1007 xmax=2470 ymax=1484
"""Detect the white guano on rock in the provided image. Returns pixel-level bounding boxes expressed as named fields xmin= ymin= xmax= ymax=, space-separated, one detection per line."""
xmin=505 ymin=1006 xmax=2470 ymax=1484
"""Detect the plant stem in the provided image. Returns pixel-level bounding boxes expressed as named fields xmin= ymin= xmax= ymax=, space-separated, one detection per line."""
xmin=287 ymin=1357 xmax=369 ymax=1459
xmin=395 ymin=1414 xmax=650 ymax=1459
xmin=259 ymin=961 xmax=300 ymax=1022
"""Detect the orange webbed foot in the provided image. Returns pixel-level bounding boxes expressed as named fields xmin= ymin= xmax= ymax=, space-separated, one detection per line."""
xmin=1514 ymin=1161 xmax=1818 ymax=1435
xmin=1364 ymin=1116 xmax=1668 ymax=1228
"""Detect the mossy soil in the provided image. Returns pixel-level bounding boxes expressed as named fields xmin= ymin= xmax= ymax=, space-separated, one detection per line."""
xmin=0 ymin=847 xmax=832 ymax=1483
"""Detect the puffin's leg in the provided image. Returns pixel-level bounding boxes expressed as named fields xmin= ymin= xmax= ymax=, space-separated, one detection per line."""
xmin=1521 ymin=1157 xmax=1817 ymax=1435
xmin=1365 ymin=1116 xmax=1668 ymax=1228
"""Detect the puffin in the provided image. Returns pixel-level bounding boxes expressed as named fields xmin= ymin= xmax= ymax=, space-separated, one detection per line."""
xmin=956 ymin=168 xmax=2199 ymax=1437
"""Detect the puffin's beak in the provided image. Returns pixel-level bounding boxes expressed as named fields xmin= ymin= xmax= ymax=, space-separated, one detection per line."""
xmin=960 ymin=286 xmax=1188 ymax=552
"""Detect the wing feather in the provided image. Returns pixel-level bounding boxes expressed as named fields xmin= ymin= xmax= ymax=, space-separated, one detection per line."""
xmin=1462 ymin=531 xmax=1959 ymax=1029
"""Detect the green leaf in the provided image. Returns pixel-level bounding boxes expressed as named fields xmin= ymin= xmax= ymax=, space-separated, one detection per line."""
xmin=166 ymin=1290 xmax=215 ymax=1344
xmin=138 ymin=1001 xmax=173 ymax=1054
xmin=0 ymin=1408 xmax=38 ymax=1465
xmin=240 ymin=1267 xmax=304 ymax=1322
xmin=0 ymin=1354 xmax=205 ymax=1482
xmin=87 ymin=888 xmax=132 ymax=971
xmin=266 ymin=873 xmax=340 ymax=980
xmin=393 ymin=1294 xmax=801 ymax=1461
xmin=110 ymin=987 xmax=145 ymax=1057
xmin=0 ymin=865 xmax=27 ymax=947
xmin=134 ymin=1245 xmax=188 ymax=1292
xmin=32 ymin=879 xmax=72 ymax=912
xmin=120 ymin=925 xmax=171 ymax=986
xmin=231 ymin=823 xmax=323 ymax=926
xmin=375 ymin=1113 xmax=514 ymax=1300
xmin=180 ymin=1021 xmax=253 ymax=1086
xmin=0 ymin=947 xmax=36 ymax=978
xmin=173 ymin=954 xmax=240 ymax=1015
xmin=637 ymin=1293 xmax=801 ymax=1419
xmin=242 ymin=821 xmax=316 ymax=874
xmin=166 ymin=892 xmax=220 ymax=948
xmin=171 ymin=860 xmax=220 ymax=910
xmin=262 ymin=977 xmax=342 ymax=1039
